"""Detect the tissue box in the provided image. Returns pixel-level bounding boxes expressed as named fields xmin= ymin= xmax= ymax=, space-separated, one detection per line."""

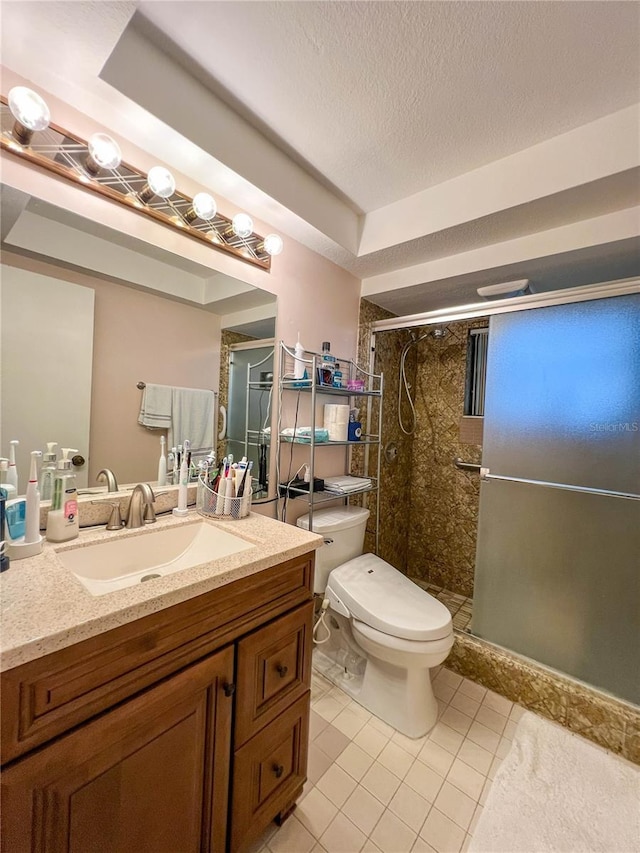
xmin=348 ymin=422 xmax=362 ymax=441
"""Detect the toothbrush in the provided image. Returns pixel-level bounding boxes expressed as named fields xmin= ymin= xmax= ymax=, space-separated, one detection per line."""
xmin=157 ymin=436 xmax=167 ymax=486
xmin=25 ymin=450 xmax=42 ymax=544
xmin=172 ymin=439 xmax=190 ymax=517
xmin=6 ymin=440 xmax=19 ymax=493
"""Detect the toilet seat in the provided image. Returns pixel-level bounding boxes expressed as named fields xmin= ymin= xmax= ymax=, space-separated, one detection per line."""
xmin=326 ymin=554 xmax=453 ymax=641
xmin=352 ymin=619 xmax=454 ymax=656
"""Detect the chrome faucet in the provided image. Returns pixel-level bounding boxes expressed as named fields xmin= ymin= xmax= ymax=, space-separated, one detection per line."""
xmin=125 ymin=483 xmax=156 ymax=529
xmin=96 ymin=468 xmax=119 ymax=493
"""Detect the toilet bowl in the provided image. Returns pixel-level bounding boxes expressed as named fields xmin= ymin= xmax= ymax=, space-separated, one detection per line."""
xmin=297 ymin=507 xmax=454 ymax=737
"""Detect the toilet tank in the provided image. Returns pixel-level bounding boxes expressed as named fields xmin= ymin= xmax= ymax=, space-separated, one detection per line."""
xmin=297 ymin=506 xmax=370 ymax=594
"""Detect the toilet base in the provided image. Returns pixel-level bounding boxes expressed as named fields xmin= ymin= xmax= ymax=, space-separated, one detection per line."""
xmin=313 ymin=635 xmax=443 ymax=738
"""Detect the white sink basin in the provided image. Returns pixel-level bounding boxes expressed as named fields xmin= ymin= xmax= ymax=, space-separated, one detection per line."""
xmin=58 ymin=521 xmax=256 ymax=596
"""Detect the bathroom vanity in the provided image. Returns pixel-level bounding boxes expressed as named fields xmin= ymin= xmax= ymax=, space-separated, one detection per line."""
xmin=0 ymin=512 xmax=321 ymax=853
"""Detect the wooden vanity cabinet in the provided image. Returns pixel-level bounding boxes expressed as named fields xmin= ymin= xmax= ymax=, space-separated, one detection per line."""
xmin=1 ymin=552 xmax=315 ymax=853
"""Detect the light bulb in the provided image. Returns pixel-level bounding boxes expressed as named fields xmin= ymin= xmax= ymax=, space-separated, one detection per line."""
xmin=139 ymin=166 xmax=176 ymax=203
xmin=8 ymin=86 xmax=50 ymax=144
xmin=185 ymin=192 xmax=217 ymax=223
xmin=262 ymin=234 xmax=284 ymax=256
xmin=85 ymin=133 xmax=122 ymax=175
xmin=231 ymin=213 xmax=253 ymax=239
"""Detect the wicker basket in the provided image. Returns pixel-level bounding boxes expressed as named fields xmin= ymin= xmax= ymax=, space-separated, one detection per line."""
xmin=196 ymin=475 xmax=252 ymax=519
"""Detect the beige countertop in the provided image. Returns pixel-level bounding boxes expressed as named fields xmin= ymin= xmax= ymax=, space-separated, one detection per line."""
xmin=1 ymin=510 xmax=322 ymax=673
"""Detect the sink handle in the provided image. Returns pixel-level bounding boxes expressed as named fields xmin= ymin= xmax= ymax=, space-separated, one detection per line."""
xmin=143 ymin=503 xmax=157 ymax=524
xmin=106 ymin=502 xmax=123 ymax=530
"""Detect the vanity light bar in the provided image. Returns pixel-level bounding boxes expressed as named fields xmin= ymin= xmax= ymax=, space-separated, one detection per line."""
xmin=0 ymin=90 xmax=284 ymax=271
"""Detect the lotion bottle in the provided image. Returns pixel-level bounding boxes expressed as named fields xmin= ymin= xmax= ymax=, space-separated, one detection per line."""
xmin=46 ymin=448 xmax=80 ymax=542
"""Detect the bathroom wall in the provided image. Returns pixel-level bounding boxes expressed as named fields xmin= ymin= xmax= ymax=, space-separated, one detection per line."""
xmin=406 ymin=319 xmax=487 ymax=597
xmin=356 ymin=301 xmax=487 ymax=595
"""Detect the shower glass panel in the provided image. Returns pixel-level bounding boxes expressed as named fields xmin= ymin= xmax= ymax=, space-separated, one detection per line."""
xmin=473 ymin=294 xmax=640 ymax=703
xmin=227 ymin=345 xmax=274 ymax=498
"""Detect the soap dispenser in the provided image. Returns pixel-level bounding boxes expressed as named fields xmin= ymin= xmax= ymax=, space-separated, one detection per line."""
xmin=45 ymin=448 xmax=80 ymax=542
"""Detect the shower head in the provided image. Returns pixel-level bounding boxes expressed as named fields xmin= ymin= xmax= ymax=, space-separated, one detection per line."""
xmin=431 ymin=328 xmax=446 ymax=339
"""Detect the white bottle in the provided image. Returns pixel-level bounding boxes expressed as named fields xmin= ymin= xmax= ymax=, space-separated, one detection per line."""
xmin=25 ymin=450 xmax=43 ymax=545
xmin=46 ymin=448 xmax=80 ymax=542
xmin=294 ymin=332 xmax=307 ymax=381
xmin=40 ymin=442 xmax=58 ymax=501
xmin=157 ymin=435 xmax=167 ymax=486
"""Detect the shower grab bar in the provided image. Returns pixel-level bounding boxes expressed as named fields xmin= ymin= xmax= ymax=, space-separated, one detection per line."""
xmin=480 ymin=468 xmax=640 ymax=501
xmin=454 ymin=458 xmax=482 ymax=472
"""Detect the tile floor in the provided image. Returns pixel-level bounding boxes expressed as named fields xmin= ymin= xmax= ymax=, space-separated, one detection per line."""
xmin=251 ymin=666 xmax=524 ymax=853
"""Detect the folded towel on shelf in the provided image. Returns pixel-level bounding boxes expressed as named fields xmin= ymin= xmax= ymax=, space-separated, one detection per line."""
xmin=279 ymin=427 xmax=330 ymax=443
xmin=170 ymin=387 xmax=215 ymax=454
xmin=138 ymin=384 xmax=172 ymax=429
xmin=323 ymin=475 xmax=372 ymax=494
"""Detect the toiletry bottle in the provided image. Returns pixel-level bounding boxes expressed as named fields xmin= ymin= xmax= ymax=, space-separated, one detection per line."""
xmin=46 ymin=448 xmax=80 ymax=542
xmin=157 ymin=435 xmax=167 ymax=486
xmin=0 ymin=459 xmax=17 ymax=499
xmin=39 ymin=442 xmax=58 ymax=501
xmin=333 ymin=363 xmax=343 ymax=389
xmin=320 ymin=342 xmax=336 ymax=386
xmin=293 ymin=332 xmax=308 ymax=384
xmin=6 ymin=440 xmax=19 ymax=493
xmin=25 ymin=450 xmax=43 ymax=545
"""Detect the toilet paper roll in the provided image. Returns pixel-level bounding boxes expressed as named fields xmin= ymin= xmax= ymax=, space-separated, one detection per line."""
xmin=323 ymin=404 xmax=349 ymax=427
xmin=327 ymin=422 xmax=349 ymax=441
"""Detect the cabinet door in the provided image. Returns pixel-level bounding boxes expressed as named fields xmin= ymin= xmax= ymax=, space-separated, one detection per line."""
xmin=1 ymin=648 xmax=234 ymax=853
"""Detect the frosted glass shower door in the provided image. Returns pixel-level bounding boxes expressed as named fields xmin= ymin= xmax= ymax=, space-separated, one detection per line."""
xmin=473 ymin=293 xmax=640 ymax=704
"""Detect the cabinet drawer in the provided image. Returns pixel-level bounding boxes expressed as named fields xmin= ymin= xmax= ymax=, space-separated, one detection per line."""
xmin=235 ymin=601 xmax=313 ymax=747
xmin=231 ymin=692 xmax=310 ymax=853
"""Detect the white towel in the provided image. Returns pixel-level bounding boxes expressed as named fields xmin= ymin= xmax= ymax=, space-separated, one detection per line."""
xmin=138 ymin=384 xmax=172 ymax=429
xmin=170 ymin=387 xmax=215 ymax=454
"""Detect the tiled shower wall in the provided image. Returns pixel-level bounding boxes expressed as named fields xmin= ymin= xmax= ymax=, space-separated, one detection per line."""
xmin=357 ymin=301 xmax=486 ymax=596
xmin=218 ymin=330 xmax=255 ymax=444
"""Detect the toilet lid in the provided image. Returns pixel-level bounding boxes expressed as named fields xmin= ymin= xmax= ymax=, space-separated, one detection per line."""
xmin=326 ymin=554 xmax=453 ymax=641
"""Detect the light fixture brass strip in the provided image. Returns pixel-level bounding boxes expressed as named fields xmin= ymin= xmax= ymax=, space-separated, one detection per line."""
xmin=0 ymin=96 xmax=271 ymax=272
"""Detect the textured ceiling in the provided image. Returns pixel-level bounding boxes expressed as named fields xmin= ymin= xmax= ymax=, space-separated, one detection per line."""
xmin=139 ymin=0 xmax=640 ymax=212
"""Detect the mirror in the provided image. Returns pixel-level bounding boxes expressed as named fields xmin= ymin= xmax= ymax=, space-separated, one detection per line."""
xmin=0 ymin=183 xmax=277 ymax=496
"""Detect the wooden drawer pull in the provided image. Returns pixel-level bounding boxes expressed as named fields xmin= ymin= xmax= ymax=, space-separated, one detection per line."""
xmin=276 ymin=664 xmax=288 ymax=678
xmin=223 ymin=682 xmax=236 ymax=697
xmin=272 ymin=763 xmax=284 ymax=778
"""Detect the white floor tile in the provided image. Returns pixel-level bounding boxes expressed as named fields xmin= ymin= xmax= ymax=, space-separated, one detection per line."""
xmin=332 ymin=706 xmax=368 ymax=739
xmin=388 ymin=782 xmax=433 ymax=833
xmin=405 ymin=759 xmax=446 ymax=803
xmin=314 ymin=695 xmax=347 ymax=723
xmin=411 ymin=838 xmax=439 ymax=853
xmin=433 ymin=782 xmax=476 ymax=831
xmin=361 ymin=839 xmax=384 ymax=853
xmin=469 ymin=804 xmax=483 ymax=835
xmin=316 ymin=764 xmax=358 ymax=808
xmin=319 ymin=812 xmax=366 ymax=853
xmin=433 ymin=682 xmax=456 ymax=704
xmin=370 ymin=809 xmax=417 ymax=853
xmin=368 ymin=715 xmax=397 ymax=738
xmin=377 ymin=740 xmax=415 ymax=779
xmin=420 ymin=807 xmax=467 ymax=853
xmin=308 ymin=744 xmax=334 ymax=785
xmin=310 ymin=710 xmax=330 ymax=741
xmin=418 ymin=740 xmax=455 ymax=777
xmin=342 ymin=785 xmax=386 ymax=836
xmin=336 ymin=742 xmax=375 ymax=782
xmin=326 ymin=686 xmax=351 ymax=707
xmin=466 ymin=720 xmax=500 ymax=754
xmin=479 ymin=778 xmax=492 ymax=807
xmin=430 ymin=722 xmax=465 ymax=755
xmin=268 ymin=815 xmax=315 ymax=853
xmin=346 ymin=699 xmax=373 ymax=722
xmin=487 ymin=755 xmax=502 ymax=781
xmin=354 ymin=722 xmax=392 ymax=758
xmin=502 ymin=719 xmax=517 ymax=741
xmin=456 ymin=679 xmax=486 ymax=702
xmin=474 ymin=705 xmax=507 ymax=735
xmin=509 ymin=703 xmax=526 ymax=722
xmin=315 ymin=724 xmax=351 ymax=760
xmin=311 ymin=844 xmax=328 ymax=853
xmin=461 ymin=833 xmax=472 ymax=852
xmin=391 ymin=729 xmax=428 ymax=757
xmin=361 ymin=761 xmax=402 ymax=805
xmin=436 ymin=669 xmax=463 ymax=690
xmin=449 ymin=691 xmax=481 ymax=718
xmin=496 ymin=736 xmax=512 ymax=760
xmin=440 ymin=707 xmax=473 ymax=736
xmin=481 ymin=689 xmax=513 ymax=717
xmin=456 ymin=740 xmax=493 ymax=776
xmin=446 ymin=758 xmax=485 ymax=801
xmin=296 ymin=787 xmax=339 ymax=838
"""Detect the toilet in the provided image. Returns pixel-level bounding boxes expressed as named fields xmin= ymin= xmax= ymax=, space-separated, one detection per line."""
xmin=297 ymin=506 xmax=454 ymax=738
